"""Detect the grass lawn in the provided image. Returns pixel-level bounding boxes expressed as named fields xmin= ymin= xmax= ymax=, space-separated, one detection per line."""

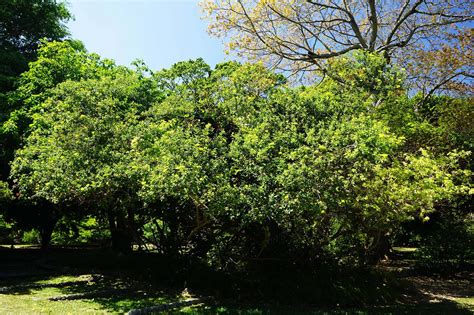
xmin=0 ymin=285 xmax=109 ymax=314
xmin=0 ymin=275 xmax=474 ymax=315
xmin=0 ymin=247 xmax=472 ymax=314
xmin=0 ymin=274 xmax=178 ymax=314
xmin=1 ymin=273 xmax=472 ymax=315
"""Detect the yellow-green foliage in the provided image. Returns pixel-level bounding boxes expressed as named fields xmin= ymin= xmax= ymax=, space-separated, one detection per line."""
xmin=8 ymin=47 xmax=472 ymax=264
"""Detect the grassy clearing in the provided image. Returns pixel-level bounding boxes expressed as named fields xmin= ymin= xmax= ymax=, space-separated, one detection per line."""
xmin=0 ymin=274 xmax=178 ymax=314
xmin=0 ymin=286 xmax=107 ymax=314
xmin=0 ymin=247 xmax=472 ymax=314
xmin=0 ymin=273 xmax=473 ymax=314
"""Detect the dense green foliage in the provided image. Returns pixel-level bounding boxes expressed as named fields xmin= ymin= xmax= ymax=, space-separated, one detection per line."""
xmin=0 ymin=4 xmax=471 ymax=311
xmin=0 ymin=0 xmax=72 ymax=182
xmin=3 ymin=42 xmax=470 ymax=268
xmin=0 ymin=0 xmax=71 ymax=93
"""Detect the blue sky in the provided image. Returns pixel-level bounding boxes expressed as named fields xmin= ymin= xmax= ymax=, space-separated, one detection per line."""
xmin=66 ymin=0 xmax=229 ymax=71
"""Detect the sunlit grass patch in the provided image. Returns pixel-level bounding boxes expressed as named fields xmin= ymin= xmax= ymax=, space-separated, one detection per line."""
xmin=34 ymin=274 xmax=94 ymax=285
xmin=452 ymin=297 xmax=474 ymax=308
xmin=0 ymin=274 xmax=177 ymax=314
xmin=0 ymin=286 xmax=108 ymax=314
xmin=392 ymin=247 xmax=418 ymax=253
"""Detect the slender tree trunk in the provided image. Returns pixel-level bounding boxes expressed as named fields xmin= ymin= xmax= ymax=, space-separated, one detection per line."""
xmin=40 ymin=223 xmax=55 ymax=250
xmin=39 ymin=206 xmax=58 ymax=250
xmin=108 ymin=210 xmax=132 ymax=253
xmin=368 ymin=231 xmax=391 ymax=264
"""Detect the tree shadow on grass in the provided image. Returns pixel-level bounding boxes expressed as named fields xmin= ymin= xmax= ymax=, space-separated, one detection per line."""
xmin=0 ymin=247 xmax=181 ymax=313
xmin=0 ymin=272 xmax=182 ymax=314
xmin=0 ymin=247 xmax=472 ymax=314
xmin=50 ymin=275 xmax=180 ymax=313
xmin=165 ymin=300 xmax=473 ymax=315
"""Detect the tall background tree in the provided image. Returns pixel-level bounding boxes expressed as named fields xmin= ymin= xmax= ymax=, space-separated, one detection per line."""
xmin=0 ymin=0 xmax=71 ymax=180
xmin=201 ymin=0 xmax=473 ymax=95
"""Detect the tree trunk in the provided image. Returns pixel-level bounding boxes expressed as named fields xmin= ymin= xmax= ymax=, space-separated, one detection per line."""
xmin=368 ymin=231 xmax=391 ymax=264
xmin=108 ymin=211 xmax=132 ymax=253
xmin=39 ymin=206 xmax=58 ymax=250
xmin=40 ymin=224 xmax=55 ymax=250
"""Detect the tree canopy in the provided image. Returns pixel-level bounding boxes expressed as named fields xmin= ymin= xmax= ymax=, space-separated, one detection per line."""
xmin=8 ymin=44 xmax=472 ymax=262
xmin=0 ymin=0 xmax=72 ymax=181
xmin=0 ymin=0 xmax=471 ymax=275
xmin=201 ymin=0 xmax=473 ymax=94
xmin=0 ymin=0 xmax=71 ymax=94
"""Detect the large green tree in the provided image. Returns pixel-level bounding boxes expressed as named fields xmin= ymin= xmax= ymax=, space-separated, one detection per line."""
xmin=1 ymin=0 xmax=72 ymax=181
xmin=1 ymin=40 xmax=116 ymax=179
xmin=131 ymin=54 xmax=471 ymax=265
xmin=0 ymin=0 xmax=71 ymax=114
xmin=3 ymin=41 xmax=129 ymax=248
xmin=10 ymin=52 xmax=471 ymax=262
